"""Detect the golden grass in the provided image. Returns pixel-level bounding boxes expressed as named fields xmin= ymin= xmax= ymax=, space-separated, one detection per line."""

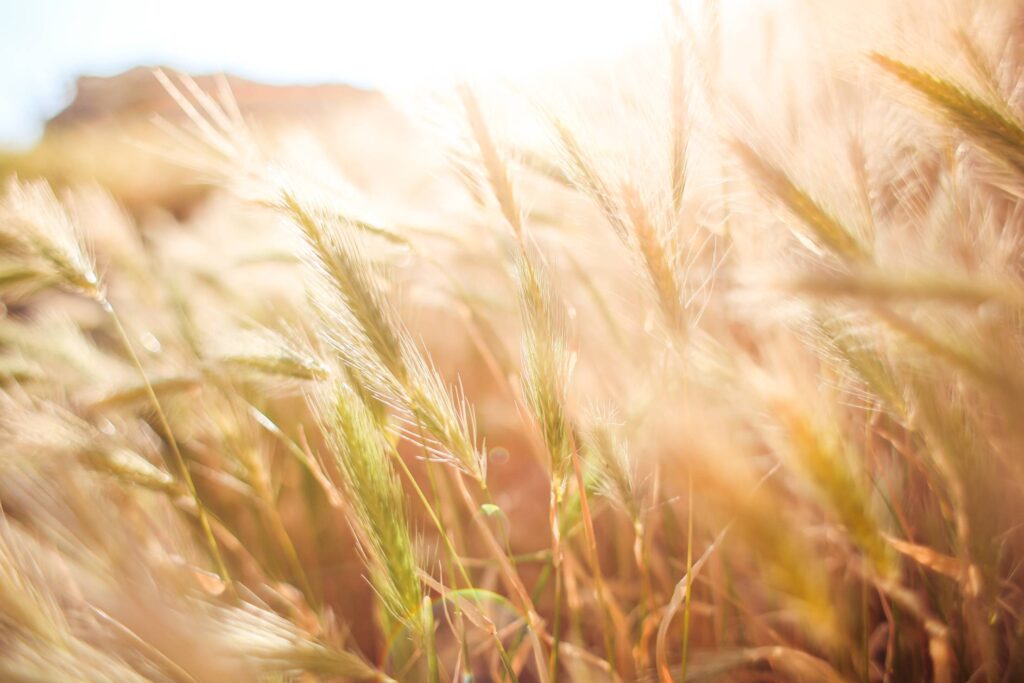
xmin=1 ymin=2 xmax=1024 ymax=682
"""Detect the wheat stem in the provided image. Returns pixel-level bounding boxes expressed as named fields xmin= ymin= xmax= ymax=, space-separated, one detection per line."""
xmin=101 ymin=297 xmax=232 ymax=589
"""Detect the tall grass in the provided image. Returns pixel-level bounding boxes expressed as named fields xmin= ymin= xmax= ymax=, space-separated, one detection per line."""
xmin=1 ymin=2 xmax=1024 ymax=681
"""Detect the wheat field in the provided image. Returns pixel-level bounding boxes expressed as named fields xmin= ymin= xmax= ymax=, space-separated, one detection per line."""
xmin=1 ymin=1 xmax=1024 ymax=681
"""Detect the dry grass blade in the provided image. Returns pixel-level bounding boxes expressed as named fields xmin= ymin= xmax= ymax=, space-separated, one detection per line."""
xmin=658 ymin=646 xmax=848 ymax=683
xmin=768 ymin=396 xmax=895 ymax=579
xmin=669 ymin=0 xmax=690 ymax=214
xmin=83 ymin=374 xmax=202 ymax=413
xmin=214 ymin=328 xmax=330 ymax=382
xmin=882 ymin=533 xmax=961 ymax=580
xmin=0 ymin=262 xmax=54 ymax=296
xmin=788 ymin=268 xmax=1024 ymax=310
xmin=656 ymin=525 xmax=724 ymax=683
xmin=217 ymin=602 xmax=393 ymax=681
xmin=873 ymin=307 xmax=1023 ymax=400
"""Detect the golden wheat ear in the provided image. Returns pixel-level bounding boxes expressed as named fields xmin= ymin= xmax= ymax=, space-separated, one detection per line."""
xmin=458 ymin=85 xmax=525 ymax=241
xmin=0 ymin=178 xmax=101 ymax=299
xmin=730 ymin=140 xmax=870 ymax=264
xmin=312 ymin=378 xmax=426 ymax=649
xmin=871 ymin=53 xmax=1024 ymax=177
xmin=286 ymin=192 xmax=487 ymax=483
xmin=214 ymin=601 xmax=392 ymax=681
xmin=212 ymin=326 xmax=330 ymax=382
xmin=515 ymin=251 xmax=573 ymax=484
xmin=620 ymin=182 xmax=687 ymax=333
xmin=579 ymin=412 xmax=641 ymax=524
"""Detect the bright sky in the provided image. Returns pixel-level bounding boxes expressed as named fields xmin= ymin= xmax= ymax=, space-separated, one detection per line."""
xmin=0 ymin=0 xmax=667 ymax=149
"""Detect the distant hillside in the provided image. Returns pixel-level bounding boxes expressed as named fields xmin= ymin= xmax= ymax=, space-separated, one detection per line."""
xmin=3 ymin=67 xmax=425 ymax=215
xmin=47 ymin=67 xmax=394 ymax=130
